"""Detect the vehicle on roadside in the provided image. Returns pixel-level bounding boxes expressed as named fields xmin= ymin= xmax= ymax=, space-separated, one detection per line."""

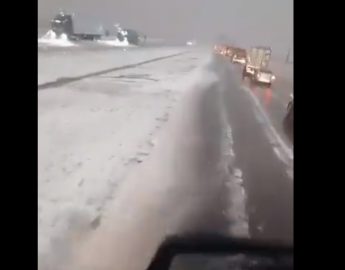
xmin=251 ymin=68 xmax=276 ymax=87
xmin=50 ymin=11 xmax=103 ymax=40
xmin=243 ymin=46 xmax=272 ymax=79
xmin=49 ymin=11 xmax=145 ymax=45
xmin=232 ymin=48 xmax=247 ymax=65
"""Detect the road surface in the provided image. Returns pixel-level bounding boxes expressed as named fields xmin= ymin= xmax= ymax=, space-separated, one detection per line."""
xmin=38 ymin=46 xmax=293 ymax=270
xmin=211 ymin=55 xmax=293 ymax=241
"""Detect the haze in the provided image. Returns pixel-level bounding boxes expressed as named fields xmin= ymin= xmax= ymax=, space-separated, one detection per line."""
xmin=38 ymin=0 xmax=293 ymax=56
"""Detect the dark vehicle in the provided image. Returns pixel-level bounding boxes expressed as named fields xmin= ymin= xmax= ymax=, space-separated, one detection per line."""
xmin=116 ymin=28 xmax=142 ymax=45
xmin=146 ymin=234 xmax=293 ymax=270
xmin=283 ymin=95 xmax=294 ymax=142
xmin=50 ymin=12 xmax=103 ymax=40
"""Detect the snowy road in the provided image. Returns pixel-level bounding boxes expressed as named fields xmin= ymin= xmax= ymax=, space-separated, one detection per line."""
xmin=213 ymin=56 xmax=293 ymax=242
xmin=38 ymin=47 xmax=293 ymax=270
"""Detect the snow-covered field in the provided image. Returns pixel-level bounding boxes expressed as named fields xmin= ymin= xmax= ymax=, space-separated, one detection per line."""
xmin=38 ymin=47 xmax=189 ymax=85
xmin=38 ymin=48 xmax=218 ymax=269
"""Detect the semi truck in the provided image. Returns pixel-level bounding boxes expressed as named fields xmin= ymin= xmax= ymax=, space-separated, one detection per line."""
xmin=50 ymin=12 xmax=103 ymax=40
xmin=50 ymin=12 xmax=145 ymax=45
xmin=243 ymin=46 xmax=271 ymax=78
xmin=231 ymin=47 xmax=247 ymax=64
xmin=243 ymin=46 xmax=276 ymax=87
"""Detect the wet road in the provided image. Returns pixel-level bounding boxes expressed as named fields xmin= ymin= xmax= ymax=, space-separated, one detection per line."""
xmin=194 ymin=54 xmax=293 ymax=243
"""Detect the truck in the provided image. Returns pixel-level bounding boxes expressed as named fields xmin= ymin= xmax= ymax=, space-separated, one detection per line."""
xmin=243 ymin=46 xmax=272 ymax=78
xmin=114 ymin=25 xmax=145 ymax=46
xmin=243 ymin=46 xmax=276 ymax=87
xmin=50 ymin=12 xmax=104 ymax=41
xmin=50 ymin=12 xmax=145 ymax=45
xmin=231 ymin=47 xmax=247 ymax=64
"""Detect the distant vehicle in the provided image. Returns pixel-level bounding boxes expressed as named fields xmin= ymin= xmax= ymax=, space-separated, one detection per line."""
xmin=213 ymin=44 xmax=236 ymax=58
xmin=115 ymin=27 xmax=143 ymax=45
xmin=186 ymin=40 xmax=196 ymax=46
xmin=50 ymin=12 xmax=145 ymax=45
xmin=213 ymin=44 xmax=227 ymax=55
xmin=223 ymin=46 xmax=234 ymax=58
xmin=50 ymin=12 xmax=103 ymax=40
xmin=243 ymin=46 xmax=272 ymax=79
xmin=251 ymin=68 xmax=276 ymax=87
xmin=231 ymin=48 xmax=247 ymax=64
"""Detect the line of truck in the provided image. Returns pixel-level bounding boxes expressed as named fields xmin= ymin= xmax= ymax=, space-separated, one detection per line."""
xmin=214 ymin=45 xmax=276 ymax=88
xmin=49 ymin=11 xmax=146 ymax=45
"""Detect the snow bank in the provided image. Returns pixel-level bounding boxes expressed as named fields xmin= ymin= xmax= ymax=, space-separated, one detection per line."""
xmin=58 ymin=53 xmax=218 ymax=270
xmin=38 ymin=30 xmax=76 ymax=47
xmin=38 ymin=47 xmax=188 ymax=85
xmin=38 ymin=51 xmax=207 ymax=269
xmin=97 ymin=35 xmax=135 ymax=47
xmin=55 ymin=53 xmax=247 ymax=270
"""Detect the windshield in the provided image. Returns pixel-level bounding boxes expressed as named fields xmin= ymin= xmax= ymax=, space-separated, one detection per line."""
xmin=38 ymin=1 xmax=293 ymax=270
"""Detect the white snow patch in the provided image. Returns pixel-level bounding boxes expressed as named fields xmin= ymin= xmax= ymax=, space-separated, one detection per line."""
xmin=38 ymin=30 xmax=76 ymax=47
xmin=61 ymin=54 xmax=222 ymax=270
xmin=222 ymin=125 xmax=249 ymax=237
xmin=219 ymin=84 xmax=249 ymax=237
xmin=38 ymin=51 xmax=209 ymax=270
xmin=38 ymin=47 xmax=187 ymax=85
xmin=186 ymin=40 xmax=196 ymax=46
xmin=97 ymin=38 xmax=134 ymax=47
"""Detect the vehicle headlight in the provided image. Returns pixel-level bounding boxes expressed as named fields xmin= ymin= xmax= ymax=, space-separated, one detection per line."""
xmin=271 ymin=75 xmax=276 ymax=80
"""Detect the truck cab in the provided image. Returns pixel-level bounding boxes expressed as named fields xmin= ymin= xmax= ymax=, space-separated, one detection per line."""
xmin=50 ymin=12 xmax=103 ymax=41
xmin=232 ymin=48 xmax=247 ymax=65
xmin=50 ymin=12 xmax=74 ymax=37
xmin=243 ymin=46 xmax=272 ymax=79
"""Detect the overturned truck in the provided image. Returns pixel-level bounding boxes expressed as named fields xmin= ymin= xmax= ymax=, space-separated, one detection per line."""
xmin=51 ymin=12 xmax=102 ymax=41
xmin=50 ymin=12 xmax=145 ymax=45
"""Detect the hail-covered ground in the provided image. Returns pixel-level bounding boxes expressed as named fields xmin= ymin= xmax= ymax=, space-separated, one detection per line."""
xmin=38 ymin=38 xmax=293 ymax=270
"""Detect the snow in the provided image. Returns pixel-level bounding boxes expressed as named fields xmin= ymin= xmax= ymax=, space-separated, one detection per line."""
xmin=38 ymin=49 xmax=207 ymax=269
xmin=38 ymin=30 xmax=77 ymax=47
xmin=38 ymin=47 xmax=188 ymax=85
xmin=97 ymin=38 xmax=133 ymax=47
xmin=54 ymin=54 xmax=224 ymax=270
xmin=38 ymin=48 xmax=249 ymax=270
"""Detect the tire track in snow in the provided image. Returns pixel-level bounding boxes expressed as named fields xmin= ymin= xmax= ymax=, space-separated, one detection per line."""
xmin=38 ymin=52 xmax=188 ymax=90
